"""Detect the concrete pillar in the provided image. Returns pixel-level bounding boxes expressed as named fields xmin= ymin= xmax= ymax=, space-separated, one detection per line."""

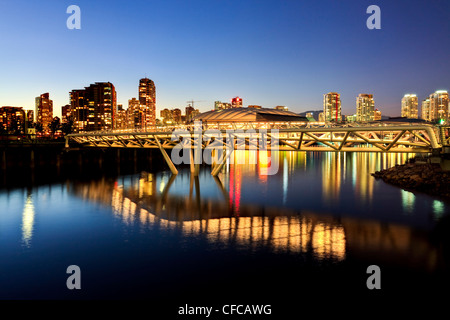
xmin=190 ymin=148 xmax=196 ymax=175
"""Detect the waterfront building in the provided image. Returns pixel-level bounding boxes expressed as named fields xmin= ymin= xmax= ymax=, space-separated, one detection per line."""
xmin=0 ymin=106 xmax=26 ymax=134
xmin=26 ymin=110 xmax=34 ymax=123
xmin=356 ymin=94 xmax=375 ymax=122
xmin=421 ymin=99 xmax=430 ymax=121
xmin=429 ymin=90 xmax=449 ymax=123
xmin=374 ymin=109 xmax=382 ymax=121
xmin=35 ymin=93 xmax=53 ymax=131
xmin=346 ymin=114 xmax=357 ymax=122
xmin=185 ymin=105 xmax=200 ymax=123
xmin=160 ymin=108 xmax=173 ymax=125
xmin=318 ymin=112 xmax=325 ymax=122
xmin=127 ymin=98 xmax=139 ymax=129
xmin=61 ymin=105 xmax=71 ymax=124
xmin=70 ymin=82 xmax=117 ymax=132
xmin=401 ymin=94 xmax=418 ymax=119
xmin=172 ymin=108 xmax=182 ymax=124
xmin=115 ymin=104 xmax=128 ymax=129
xmin=231 ymin=97 xmax=243 ymax=108
xmin=323 ymin=92 xmax=342 ymax=122
xmin=138 ymin=78 xmax=156 ymax=127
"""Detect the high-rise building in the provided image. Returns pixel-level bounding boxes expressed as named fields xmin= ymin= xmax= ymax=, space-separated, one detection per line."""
xmin=323 ymin=92 xmax=342 ymax=122
xmin=374 ymin=109 xmax=382 ymax=121
xmin=70 ymin=82 xmax=117 ymax=132
xmin=138 ymin=78 xmax=156 ymax=127
xmin=214 ymin=101 xmax=231 ymax=110
xmin=231 ymin=97 xmax=243 ymax=108
xmin=429 ymin=90 xmax=449 ymax=123
xmin=356 ymin=94 xmax=375 ymax=122
xmin=115 ymin=104 xmax=128 ymax=129
xmin=61 ymin=105 xmax=71 ymax=124
xmin=172 ymin=108 xmax=182 ymax=124
xmin=185 ymin=105 xmax=200 ymax=123
xmin=70 ymin=89 xmax=86 ymax=131
xmin=26 ymin=110 xmax=34 ymax=123
xmin=401 ymin=94 xmax=418 ymax=119
xmin=127 ymin=98 xmax=141 ymax=129
xmin=421 ymin=99 xmax=430 ymax=121
xmin=0 ymin=106 xmax=26 ymax=134
xmin=35 ymin=93 xmax=53 ymax=131
xmin=160 ymin=108 xmax=173 ymax=124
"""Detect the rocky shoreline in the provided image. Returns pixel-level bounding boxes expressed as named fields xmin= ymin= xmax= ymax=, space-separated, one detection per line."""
xmin=371 ymin=162 xmax=450 ymax=199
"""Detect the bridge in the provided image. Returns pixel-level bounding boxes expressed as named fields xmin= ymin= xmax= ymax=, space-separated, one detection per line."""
xmin=66 ymin=124 xmax=448 ymax=176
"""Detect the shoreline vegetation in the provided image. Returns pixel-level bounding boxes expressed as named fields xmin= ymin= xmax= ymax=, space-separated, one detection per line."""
xmin=372 ymin=159 xmax=450 ymax=199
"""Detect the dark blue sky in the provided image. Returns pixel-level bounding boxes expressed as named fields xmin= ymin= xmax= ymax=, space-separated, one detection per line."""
xmin=0 ymin=0 xmax=448 ymax=117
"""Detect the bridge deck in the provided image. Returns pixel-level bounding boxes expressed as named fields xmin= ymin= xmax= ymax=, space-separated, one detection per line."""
xmin=66 ymin=125 xmax=445 ymax=175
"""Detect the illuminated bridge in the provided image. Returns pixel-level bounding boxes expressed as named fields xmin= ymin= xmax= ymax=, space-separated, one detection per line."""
xmin=66 ymin=124 xmax=446 ymax=175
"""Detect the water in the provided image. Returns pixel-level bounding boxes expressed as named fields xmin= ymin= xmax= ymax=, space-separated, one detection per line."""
xmin=1 ymin=151 xmax=450 ymax=307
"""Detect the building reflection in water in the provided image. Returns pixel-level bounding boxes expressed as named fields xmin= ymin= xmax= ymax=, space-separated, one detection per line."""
xmin=322 ymin=152 xmax=342 ymax=203
xmin=347 ymin=152 xmax=413 ymax=204
xmin=221 ymin=150 xmax=417 ymax=210
xmin=111 ymin=182 xmax=346 ymax=260
xmin=69 ymin=162 xmax=444 ymax=272
xmin=21 ymin=190 xmax=35 ymax=248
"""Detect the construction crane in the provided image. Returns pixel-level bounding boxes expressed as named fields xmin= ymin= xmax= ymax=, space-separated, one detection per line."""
xmin=186 ymin=99 xmax=205 ymax=109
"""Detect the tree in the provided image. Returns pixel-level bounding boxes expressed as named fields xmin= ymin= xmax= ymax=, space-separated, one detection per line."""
xmin=35 ymin=122 xmax=43 ymax=133
xmin=61 ymin=119 xmax=74 ymax=136
xmin=48 ymin=117 xmax=61 ymax=138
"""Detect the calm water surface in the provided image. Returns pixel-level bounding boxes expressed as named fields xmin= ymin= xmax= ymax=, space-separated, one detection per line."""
xmin=1 ymin=151 xmax=450 ymax=304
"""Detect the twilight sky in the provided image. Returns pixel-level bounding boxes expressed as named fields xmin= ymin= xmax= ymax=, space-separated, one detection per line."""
xmin=0 ymin=0 xmax=448 ymax=117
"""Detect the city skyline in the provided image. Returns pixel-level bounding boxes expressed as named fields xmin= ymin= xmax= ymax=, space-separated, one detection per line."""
xmin=0 ymin=0 xmax=449 ymax=117
xmin=4 ymin=76 xmax=449 ymax=120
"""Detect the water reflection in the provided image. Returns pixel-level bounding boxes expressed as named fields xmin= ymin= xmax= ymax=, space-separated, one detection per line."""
xmin=68 ymin=156 xmax=447 ymax=271
xmin=433 ymin=200 xmax=445 ymax=219
xmin=401 ymin=190 xmax=415 ymax=214
xmin=21 ymin=190 xmax=35 ymax=248
xmin=322 ymin=152 xmax=342 ymax=202
xmin=115 ymin=192 xmax=347 ymax=261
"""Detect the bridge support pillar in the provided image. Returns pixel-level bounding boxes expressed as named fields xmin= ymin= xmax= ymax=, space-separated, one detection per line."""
xmin=155 ymin=137 xmax=178 ymax=175
xmin=190 ymin=148 xmax=196 ymax=175
xmin=211 ymin=148 xmax=232 ymax=177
